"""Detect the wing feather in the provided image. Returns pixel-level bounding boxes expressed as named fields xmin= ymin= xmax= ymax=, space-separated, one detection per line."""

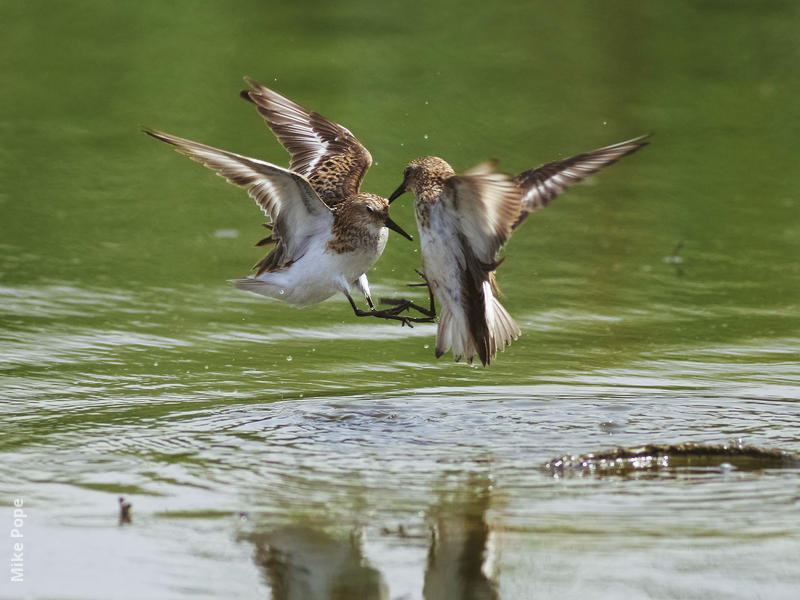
xmin=144 ymin=128 xmax=333 ymax=270
xmin=242 ymin=78 xmax=373 ymax=205
xmin=512 ymin=134 xmax=649 ymax=229
xmin=443 ymin=164 xmax=522 ymax=263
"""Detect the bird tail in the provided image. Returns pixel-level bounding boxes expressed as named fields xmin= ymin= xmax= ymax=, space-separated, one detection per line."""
xmin=435 ymin=303 xmax=475 ymax=363
xmin=482 ymin=283 xmax=520 ymax=364
xmin=435 ymin=280 xmax=520 ymax=366
xmin=229 ymin=277 xmax=284 ymax=299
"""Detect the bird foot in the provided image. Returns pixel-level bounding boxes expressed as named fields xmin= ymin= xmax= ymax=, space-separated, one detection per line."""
xmin=378 ymin=269 xmax=437 ymax=319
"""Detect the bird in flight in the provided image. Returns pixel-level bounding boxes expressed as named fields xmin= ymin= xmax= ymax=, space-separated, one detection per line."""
xmin=389 ymin=135 xmax=649 ymax=365
xmin=145 ymin=79 xmax=432 ymax=326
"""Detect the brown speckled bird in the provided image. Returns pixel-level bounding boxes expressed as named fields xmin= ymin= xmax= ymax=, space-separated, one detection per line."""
xmin=144 ymin=79 xmax=430 ymax=325
xmin=389 ymin=135 xmax=649 ymax=365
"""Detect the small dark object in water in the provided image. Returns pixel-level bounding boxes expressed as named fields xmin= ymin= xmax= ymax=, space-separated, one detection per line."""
xmin=545 ymin=442 xmax=800 ymax=476
xmin=380 ymin=524 xmax=408 ymax=537
xmin=664 ymin=240 xmax=686 ymax=277
xmin=119 ymin=497 xmax=132 ymax=525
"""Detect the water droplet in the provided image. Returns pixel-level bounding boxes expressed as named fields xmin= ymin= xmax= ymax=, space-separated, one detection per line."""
xmin=286 ymin=355 xmax=293 ymax=362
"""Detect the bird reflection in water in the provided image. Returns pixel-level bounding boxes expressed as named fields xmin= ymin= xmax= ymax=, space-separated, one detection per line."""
xmin=247 ymin=526 xmax=388 ymax=600
xmin=424 ymin=480 xmax=499 ymax=600
xmin=243 ymin=476 xmax=498 ymax=599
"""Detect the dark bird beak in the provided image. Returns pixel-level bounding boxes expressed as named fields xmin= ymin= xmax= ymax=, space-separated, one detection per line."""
xmin=385 ymin=216 xmax=413 ymax=241
xmin=388 ymin=181 xmax=407 ymax=204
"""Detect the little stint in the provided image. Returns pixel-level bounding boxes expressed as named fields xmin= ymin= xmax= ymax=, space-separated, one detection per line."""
xmin=145 ymin=79 xmax=431 ymax=325
xmin=389 ymin=135 xmax=649 ymax=365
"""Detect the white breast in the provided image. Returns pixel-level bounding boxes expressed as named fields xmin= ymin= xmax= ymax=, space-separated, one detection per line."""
xmin=253 ymin=227 xmax=388 ymax=307
xmin=417 ymin=203 xmax=465 ymax=310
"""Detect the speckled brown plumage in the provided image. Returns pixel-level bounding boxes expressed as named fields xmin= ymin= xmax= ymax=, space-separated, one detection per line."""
xmin=242 ymin=79 xmax=372 ymax=207
xmin=389 ymin=134 xmax=648 ymax=365
xmin=326 ymin=194 xmax=388 ymax=254
xmin=144 ymin=82 xmax=421 ymax=324
xmin=402 ymin=156 xmax=455 ymax=228
xmin=306 ymin=153 xmax=368 ymax=208
xmin=390 ymin=157 xmax=521 ymax=365
xmin=239 ymin=79 xmax=384 ymax=270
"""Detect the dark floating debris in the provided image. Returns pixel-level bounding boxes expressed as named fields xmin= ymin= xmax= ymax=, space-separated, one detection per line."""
xmin=545 ymin=442 xmax=800 ymax=476
xmin=119 ymin=497 xmax=132 ymax=525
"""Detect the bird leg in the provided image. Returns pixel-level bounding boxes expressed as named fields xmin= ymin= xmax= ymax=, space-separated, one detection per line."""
xmin=379 ymin=269 xmax=437 ymax=318
xmin=345 ymin=292 xmax=433 ymax=328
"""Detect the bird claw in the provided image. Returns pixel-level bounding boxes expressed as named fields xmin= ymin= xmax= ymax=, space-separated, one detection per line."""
xmin=379 ymin=269 xmax=436 ymax=320
xmin=380 ymin=297 xmax=414 ymax=314
xmin=357 ymin=269 xmax=436 ymax=327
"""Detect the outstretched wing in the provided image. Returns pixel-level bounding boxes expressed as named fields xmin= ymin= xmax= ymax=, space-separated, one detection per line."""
xmin=443 ymin=162 xmax=522 ymax=264
xmin=512 ymin=134 xmax=649 ymax=229
xmin=144 ymin=128 xmax=333 ymax=272
xmin=241 ymin=78 xmax=373 ymax=207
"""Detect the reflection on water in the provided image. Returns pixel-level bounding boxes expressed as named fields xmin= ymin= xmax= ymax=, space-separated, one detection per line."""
xmin=243 ymin=475 xmax=498 ymax=600
xmin=248 ymin=527 xmax=388 ymax=600
xmin=2 ymin=314 xmax=800 ymax=599
xmin=423 ymin=478 xmax=499 ymax=600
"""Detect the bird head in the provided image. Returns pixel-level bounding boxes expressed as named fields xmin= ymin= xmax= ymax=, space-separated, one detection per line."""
xmin=388 ymin=156 xmax=456 ymax=203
